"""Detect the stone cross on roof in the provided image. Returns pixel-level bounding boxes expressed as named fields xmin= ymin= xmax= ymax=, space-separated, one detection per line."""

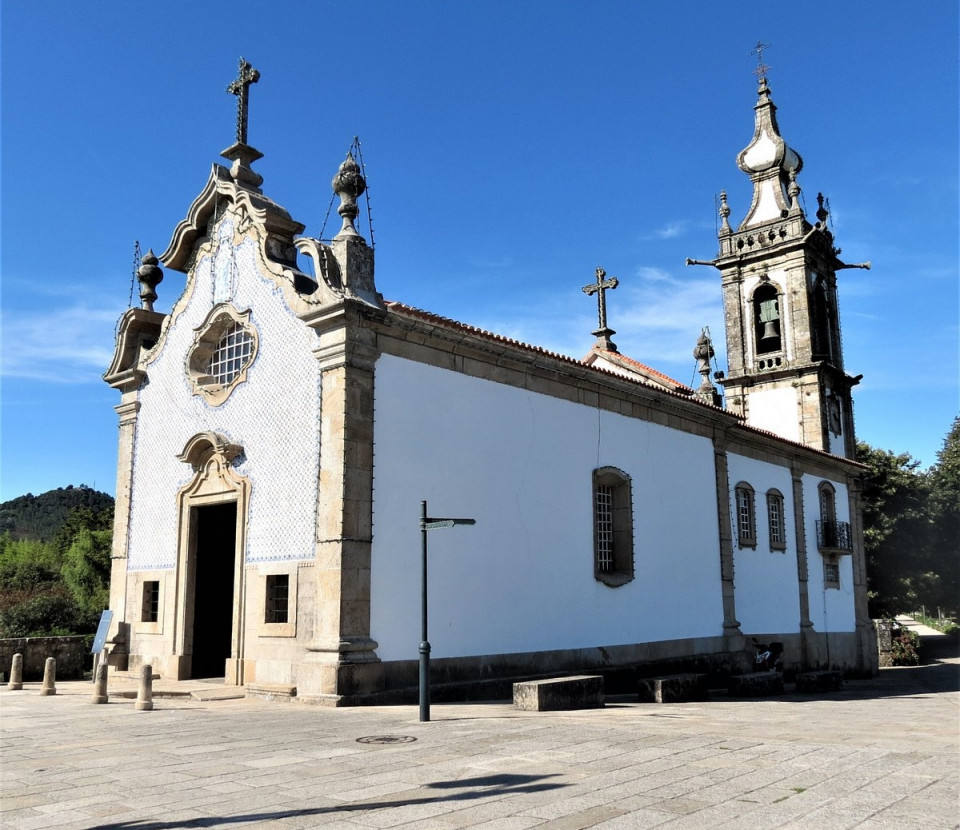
xmin=582 ymin=266 xmax=619 ymax=352
xmin=749 ymin=41 xmax=771 ymax=81
xmin=227 ymin=58 xmax=260 ymax=146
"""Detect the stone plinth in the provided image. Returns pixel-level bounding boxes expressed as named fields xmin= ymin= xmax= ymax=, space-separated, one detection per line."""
xmin=513 ymin=675 xmax=604 ymax=711
xmin=728 ymin=671 xmax=783 ymax=697
xmin=796 ymin=670 xmax=843 ymax=693
xmin=638 ymin=673 xmax=709 ymax=703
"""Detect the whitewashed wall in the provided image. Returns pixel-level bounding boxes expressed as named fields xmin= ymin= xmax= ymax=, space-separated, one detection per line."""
xmin=126 ymin=215 xmax=321 ymax=571
xmin=803 ymin=474 xmax=856 ymax=632
xmin=726 ymin=453 xmax=801 ymax=634
xmin=747 ymin=387 xmax=801 ymax=443
xmin=370 ymin=354 xmax=725 ymax=661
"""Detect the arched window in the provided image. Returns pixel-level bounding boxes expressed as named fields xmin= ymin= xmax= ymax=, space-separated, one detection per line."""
xmin=811 ymin=276 xmax=833 ymax=361
xmin=753 ymin=283 xmax=782 ymax=354
xmin=593 ymin=467 xmax=634 ymax=587
xmin=734 ymin=482 xmax=756 ymax=548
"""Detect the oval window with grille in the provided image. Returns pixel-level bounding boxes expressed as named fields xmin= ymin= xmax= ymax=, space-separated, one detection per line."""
xmin=186 ymin=304 xmax=258 ymax=406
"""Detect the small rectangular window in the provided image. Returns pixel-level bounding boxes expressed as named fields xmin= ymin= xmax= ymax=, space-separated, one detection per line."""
xmin=265 ymin=574 xmax=290 ymax=624
xmin=141 ymin=581 xmax=160 ymax=623
xmin=824 ymin=557 xmax=840 ymax=587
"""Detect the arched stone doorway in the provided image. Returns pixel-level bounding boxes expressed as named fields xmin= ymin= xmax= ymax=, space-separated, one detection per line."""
xmin=173 ymin=432 xmax=250 ymax=683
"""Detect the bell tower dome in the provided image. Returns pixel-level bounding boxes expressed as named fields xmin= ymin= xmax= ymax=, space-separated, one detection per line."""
xmin=694 ymin=72 xmax=868 ymax=459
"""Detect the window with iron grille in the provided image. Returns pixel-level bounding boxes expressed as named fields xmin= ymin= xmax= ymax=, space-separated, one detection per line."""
xmin=141 ymin=581 xmax=160 ymax=623
xmin=265 ymin=574 xmax=290 ymax=624
xmin=186 ymin=305 xmax=259 ymax=406
xmin=595 ymin=485 xmax=614 ymax=572
xmin=593 ymin=467 xmax=634 ymax=587
xmin=208 ymin=322 xmax=254 ymax=386
xmin=735 ymin=483 xmax=756 ymax=547
xmin=823 ymin=556 xmax=840 ymax=587
xmin=766 ymin=490 xmax=786 ymax=551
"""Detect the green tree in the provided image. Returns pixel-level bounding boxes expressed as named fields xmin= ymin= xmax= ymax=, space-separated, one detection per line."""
xmin=856 ymin=441 xmax=935 ymax=617
xmin=61 ymin=527 xmax=112 ymax=617
xmin=927 ymin=417 xmax=960 ymax=616
xmin=0 ymin=501 xmax=114 ymax=637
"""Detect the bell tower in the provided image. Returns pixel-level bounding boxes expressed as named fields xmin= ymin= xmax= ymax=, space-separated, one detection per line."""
xmin=690 ymin=71 xmax=868 ymax=459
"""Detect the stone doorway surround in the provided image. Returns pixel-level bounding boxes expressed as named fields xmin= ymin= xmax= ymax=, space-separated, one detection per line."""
xmin=172 ymin=432 xmax=250 ymax=684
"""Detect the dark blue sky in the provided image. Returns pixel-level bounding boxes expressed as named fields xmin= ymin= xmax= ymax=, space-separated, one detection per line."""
xmin=1 ymin=0 xmax=957 ymax=499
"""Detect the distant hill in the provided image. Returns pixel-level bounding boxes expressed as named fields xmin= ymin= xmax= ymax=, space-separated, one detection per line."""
xmin=0 ymin=486 xmax=115 ymax=541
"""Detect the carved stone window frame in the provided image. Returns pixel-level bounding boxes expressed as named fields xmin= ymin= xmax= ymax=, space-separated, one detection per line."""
xmin=752 ymin=280 xmax=784 ymax=356
xmin=734 ymin=482 xmax=757 ymax=549
xmin=823 ymin=554 xmax=840 ymax=589
xmin=186 ymin=304 xmax=259 ymax=406
xmin=256 ymin=566 xmax=298 ymax=639
xmin=592 ymin=466 xmax=635 ymax=588
xmin=766 ymin=489 xmax=787 ymax=552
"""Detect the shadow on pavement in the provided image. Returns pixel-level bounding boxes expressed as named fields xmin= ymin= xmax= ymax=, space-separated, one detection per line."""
xmin=87 ymin=773 xmax=569 ymax=830
xmin=789 ymin=631 xmax=959 ymax=702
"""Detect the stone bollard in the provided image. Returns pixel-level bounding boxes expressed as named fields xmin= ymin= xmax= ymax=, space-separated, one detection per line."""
xmin=39 ymin=657 xmax=56 ymax=696
xmin=8 ymin=653 xmax=24 ymax=691
xmin=135 ymin=665 xmax=154 ymax=711
xmin=91 ymin=662 xmax=109 ymax=704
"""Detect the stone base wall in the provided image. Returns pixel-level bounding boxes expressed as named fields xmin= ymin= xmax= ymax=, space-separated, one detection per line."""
xmin=0 ymin=637 xmax=88 ymax=681
xmin=329 ymin=630 xmax=866 ymax=705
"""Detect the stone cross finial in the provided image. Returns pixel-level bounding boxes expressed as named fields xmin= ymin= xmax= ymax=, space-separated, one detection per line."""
xmin=749 ymin=41 xmax=771 ymax=81
xmin=582 ymin=266 xmax=619 ymax=351
xmin=227 ymin=58 xmax=260 ymax=145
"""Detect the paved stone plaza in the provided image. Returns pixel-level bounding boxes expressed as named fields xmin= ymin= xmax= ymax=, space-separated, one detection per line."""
xmin=2 ymin=636 xmax=957 ymax=830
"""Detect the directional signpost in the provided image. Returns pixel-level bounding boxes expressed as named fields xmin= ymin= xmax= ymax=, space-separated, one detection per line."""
xmin=419 ymin=500 xmax=475 ymax=722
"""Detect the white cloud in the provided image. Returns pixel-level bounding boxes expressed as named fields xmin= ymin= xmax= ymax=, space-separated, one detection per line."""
xmin=1 ymin=304 xmax=124 ymax=383
xmin=641 ymin=220 xmax=690 ymax=241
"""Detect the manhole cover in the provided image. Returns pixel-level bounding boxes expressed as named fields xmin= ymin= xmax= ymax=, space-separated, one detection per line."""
xmin=356 ymin=735 xmax=417 ymax=744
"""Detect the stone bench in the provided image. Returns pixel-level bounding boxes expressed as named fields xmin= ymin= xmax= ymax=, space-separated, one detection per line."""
xmin=513 ymin=675 xmax=604 ymax=711
xmin=638 ymin=673 xmax=708 ymax=703
xmin=727 ymin=671 xmax=783 ymax=697
xmin=795 ymin=670 xmax=843 ymax=693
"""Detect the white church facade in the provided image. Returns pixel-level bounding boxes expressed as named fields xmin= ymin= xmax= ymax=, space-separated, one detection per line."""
xmin=104 ymin=61 xmax=876 ymax=704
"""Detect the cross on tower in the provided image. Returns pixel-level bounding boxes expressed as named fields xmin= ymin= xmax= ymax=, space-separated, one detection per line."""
xmin=227 ymin=58 xmax=260 ymax=145
xmin=749 ymin=41 xmax=771 ymax=80
xmin=582 ymin=266 xmax=619 ymax=351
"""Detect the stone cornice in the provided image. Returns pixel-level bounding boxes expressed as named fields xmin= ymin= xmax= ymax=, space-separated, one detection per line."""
xmin=103 ymin=307 xmax=166 ymax=392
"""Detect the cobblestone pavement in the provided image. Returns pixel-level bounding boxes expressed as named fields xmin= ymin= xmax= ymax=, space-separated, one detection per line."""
xmin=1 ymin=645 xmax=957 ymax=830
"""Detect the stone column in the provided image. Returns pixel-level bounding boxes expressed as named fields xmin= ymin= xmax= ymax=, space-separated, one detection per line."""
xmin=712 ymin=431 xmax=742 ymax=647
xmin=106 ymin=398 xmax=141 ymax=671
xmin=791 ymin=463 xmax=816 ymax=667
xmin=299 ymin=305 xmax=383 ymax=703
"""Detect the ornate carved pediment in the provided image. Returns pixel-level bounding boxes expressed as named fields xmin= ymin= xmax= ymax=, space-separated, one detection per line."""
xmin=160 ymin=165 xmax=305 ymax=274
xmin=177 ymin=431 xmax=244 ymax=473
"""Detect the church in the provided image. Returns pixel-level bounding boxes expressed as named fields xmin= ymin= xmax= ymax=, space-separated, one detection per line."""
xmin=103 ymin=60 xmax=876 ymax=704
